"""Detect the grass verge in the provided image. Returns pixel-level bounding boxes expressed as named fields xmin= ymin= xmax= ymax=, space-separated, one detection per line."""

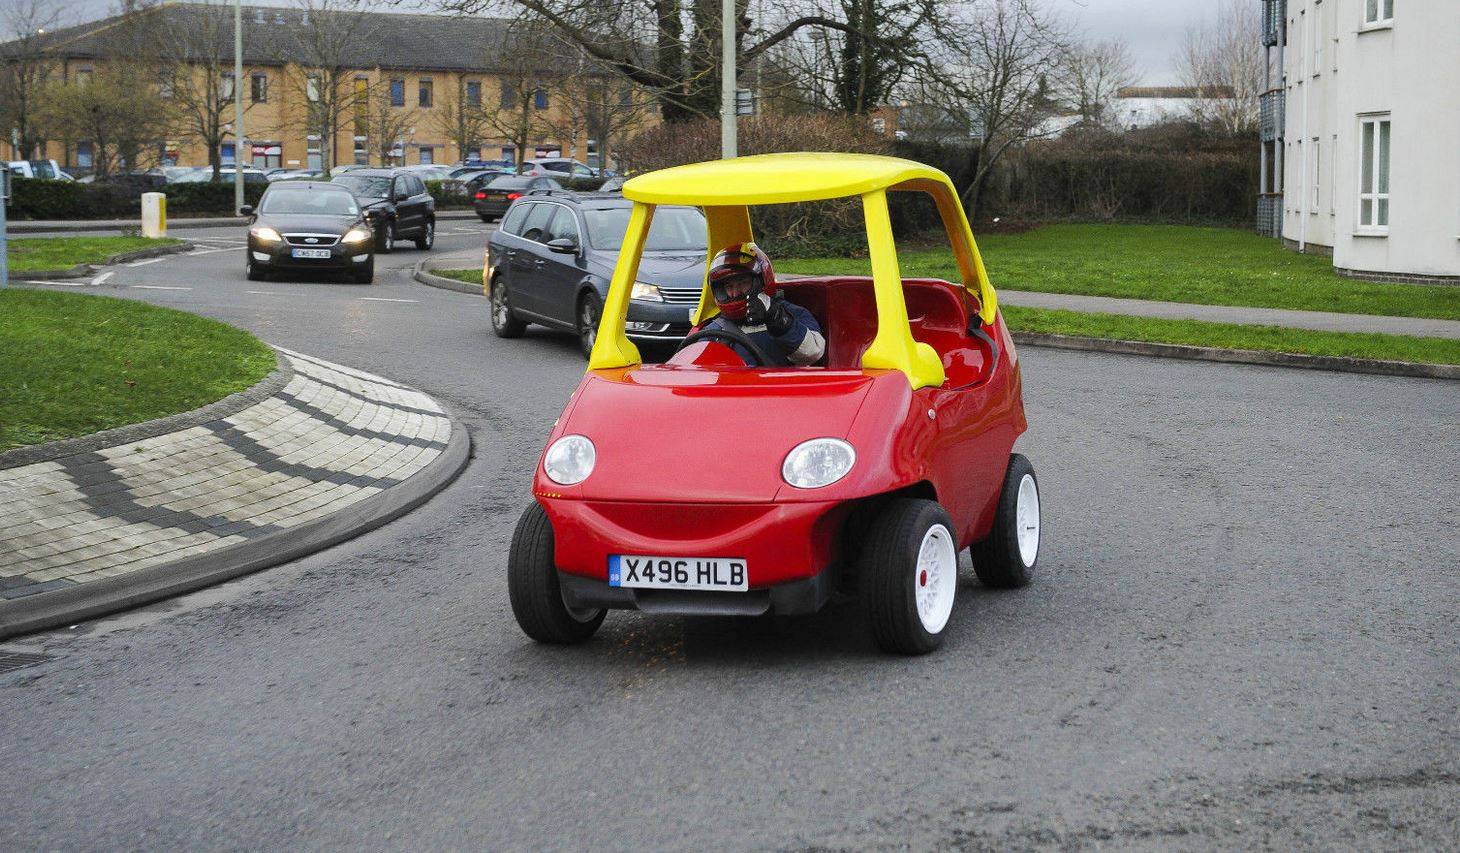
xmin=1004 ymin=306 xmax=1460 ymax=365
xmin=7 ymin=236 xmax=182 ymax=273
xmin=0 ymin=289 xmax=276 ymax=450
xmin=781 ymin=224 xmax=1460 ymax=321
xmin=430 ymin=268 xmax=482 ymax=285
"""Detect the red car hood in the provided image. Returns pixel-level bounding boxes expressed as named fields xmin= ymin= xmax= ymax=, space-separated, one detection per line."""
xmin=559 ymin=366 xmax=877 ymax=503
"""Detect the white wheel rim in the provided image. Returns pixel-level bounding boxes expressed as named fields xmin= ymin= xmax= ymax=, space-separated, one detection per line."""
xmin=914 ymin=524 xmax=957 ymax=634
xmin=1015 ymin=473 xmax=1040 ymax=567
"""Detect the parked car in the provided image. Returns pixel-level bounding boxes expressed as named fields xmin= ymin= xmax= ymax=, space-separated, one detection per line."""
xmin=597 ymin=176 xmax=625 ymax=193
xmin=7 ymin=159 xmax=72 ymax=180
xmin=472 ymin=174 xmax=559 ymax=221
xmin=507 ymin=152 xmax=1038 ymax=655
xmin=95 ymin=171 xmax=168 ymax=191
xmin=517 ymin=157 xmax=601 ymax=190
xmin=171 ymin=166 xmax=269 ymax=184
xmin=452 ymin=159 xmax=515 ymax=177
xmin=267 ymin=168 xmax=324 ymax=181
xmin=330 ymin=167 xmax=436 ymax=253
xmin=241 ymin=181 xmax=375 ymax=284
xmin=485 ymin=190 xmax=707 ymax=357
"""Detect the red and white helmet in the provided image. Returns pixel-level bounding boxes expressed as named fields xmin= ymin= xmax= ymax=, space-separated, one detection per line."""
xmin=707 ymin=243 xmax=775 ymax=322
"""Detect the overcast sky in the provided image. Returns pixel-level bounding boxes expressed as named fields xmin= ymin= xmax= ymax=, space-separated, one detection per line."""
xmin=51 ymin=0 xmax=1207 ymax=84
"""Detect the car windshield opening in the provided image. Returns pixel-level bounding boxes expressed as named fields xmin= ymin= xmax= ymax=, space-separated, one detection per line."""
xmin=585 ymin=206 xmax=706 ymax=252
xmin=331 ymin=175 xmax=391 ymax=198
xmin=260 ymin=190 xmax=360 ymax=216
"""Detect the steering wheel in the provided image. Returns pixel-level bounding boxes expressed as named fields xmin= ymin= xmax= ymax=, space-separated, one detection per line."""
xmin=675 ymin=325 xmax=775 ymax=367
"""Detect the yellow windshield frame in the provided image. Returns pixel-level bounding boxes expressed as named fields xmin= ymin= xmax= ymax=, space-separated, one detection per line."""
xmin=587 ymin=153 xmax=998 ymax=389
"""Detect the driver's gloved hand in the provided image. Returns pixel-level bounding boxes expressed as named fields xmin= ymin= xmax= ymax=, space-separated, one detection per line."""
xmin=746 ymin=293 xmax=794 ymax=336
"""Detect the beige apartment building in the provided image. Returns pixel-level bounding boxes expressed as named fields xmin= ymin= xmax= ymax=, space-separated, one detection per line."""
xmin=8 ymin=3 xmax=633 ymax=172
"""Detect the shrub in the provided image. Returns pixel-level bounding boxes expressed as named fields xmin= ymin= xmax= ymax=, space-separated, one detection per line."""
xmin=6 ymin=176 xmax=266 ymax=220
xmin=425 ymin=179 xmax=472 ymax=208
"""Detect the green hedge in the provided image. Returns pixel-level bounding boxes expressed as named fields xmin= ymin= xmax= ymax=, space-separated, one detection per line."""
xmin=6 ymin=176 xmax=266 ymax=220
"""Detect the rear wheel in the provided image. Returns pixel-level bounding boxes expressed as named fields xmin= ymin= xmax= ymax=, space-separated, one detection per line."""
xmin=970 ymin=454 xmax=1040 ymax=589
xmin=414 ymin=219 xmax=434 ymax=250
xmin=508 ymin=503 xmax=606 ymax=644
xmin=489 ymin=275 xmax=526 ymax=338
xmin=859 ymin=498 xmax=959 ymax=655
xmin=577 ymin=292 xmax=602 ymax=359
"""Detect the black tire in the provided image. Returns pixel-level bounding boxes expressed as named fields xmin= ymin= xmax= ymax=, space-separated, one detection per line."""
xmin=478 ymin=213 xmax=494 ymax=223
xmin=577 ymin=291 xmax=603 ymax=359
xmin=414 ymin=218 xmax=435 ymax=250
xmin=489 ymin=275 xmax=526 ymax=338
xmin=970 ymin=453 xmax=1040 ymax=589
xmin=859 ymin=498 xmax=959 ymax=655
xmin=375 ymin=221 xmax=395 ymax=254
xmin=508 ymin=503 xmax=606 ymax=644
xmin=352 ymin=256 xmax=375 ymax=284
xmin=246 ymin=257 xmax=266 ymax=281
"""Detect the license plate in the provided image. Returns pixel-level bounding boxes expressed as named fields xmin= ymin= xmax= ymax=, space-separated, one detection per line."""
xmin=488 ymin=194 xmax=507 ymax=201
xmin=609 ymin=555 xmax=747 ymax=591
xmin=291 ymin=248 xmax=332 ymax=259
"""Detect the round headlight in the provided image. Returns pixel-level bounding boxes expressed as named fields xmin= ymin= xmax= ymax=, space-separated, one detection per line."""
xmin=543 ymin=435 xmax=596 ymax=485
xmin=781 ymin=438 xmax=855 ymax=489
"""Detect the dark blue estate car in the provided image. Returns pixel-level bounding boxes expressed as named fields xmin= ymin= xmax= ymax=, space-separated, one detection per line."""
xmin=484 ymin=191 xmax=708 ymax=358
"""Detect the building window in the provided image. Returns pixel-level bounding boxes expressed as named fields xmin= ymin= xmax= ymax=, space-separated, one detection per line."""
xmin=419 ymin=79 xmax=433 ymax=108
xmin=466 ymin=80 xmax=481 ymax=107
xmin=1358 ymin=115 xmax=1390 ymax=231
xmin=306 ymin=75 xmax=321 ymax=102
xmin=1310 ymin=137 xmax=1321 ymax=212
xmin=75 ymin=141 xmax=93 ymax=168
xmin=533 ymin=88 xmax=548 ymax=109
xmin=1363 ymin=0 xmax=1393 ymax=26
xmin=420 ymin=147 xmax=434 ymax=165
xmin=500 ymin=82 xmax=515 ymax=109
xmin=390 ymin=78 xmax=405 ymax=107
xmin=221 ymin=72 xmax=235 ymax=100
xmin=251 ymin=73 xmax=268 ymax=103
xmin=75 ymin=67 xmax=92 ymax=86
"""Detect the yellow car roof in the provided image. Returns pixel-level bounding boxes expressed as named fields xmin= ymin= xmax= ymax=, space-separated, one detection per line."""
xmin=622 ymin=152 xmax=949 ymax=206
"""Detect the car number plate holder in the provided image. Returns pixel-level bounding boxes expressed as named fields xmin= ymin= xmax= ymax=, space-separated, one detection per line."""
xmin=291 ymin=248 xmax=332 ymax=259
xmin=609 ymin=555 xmax=748 ymax=592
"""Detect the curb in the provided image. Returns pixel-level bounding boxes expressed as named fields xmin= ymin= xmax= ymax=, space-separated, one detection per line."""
xmin=10 ymin=241 xmax=195 ymax=279
xmin=0 ymin=357 xmax=472 ymax=640
xmin=1011 ymin=331 xmax=1460 ymax=381
xmin=413 ymin=259 xmax=482 ymax=295
xmin=9 ymin=219 xmax=244 ymax=234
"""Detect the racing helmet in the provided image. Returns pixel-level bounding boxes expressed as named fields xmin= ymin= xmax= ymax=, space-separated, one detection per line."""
xmin=707 ymin=243 xmax=776 ymax=322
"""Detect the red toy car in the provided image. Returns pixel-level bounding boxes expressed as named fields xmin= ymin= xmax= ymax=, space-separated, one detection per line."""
xmin=508 ymin=153 xmax=1040 ymax=654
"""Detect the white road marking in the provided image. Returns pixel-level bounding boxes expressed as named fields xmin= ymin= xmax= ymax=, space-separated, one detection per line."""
xmin=130 ymin=285 xmax=192 ymax=290
xmin=127 ymin=257 xmax=166 ymax=267
xmin=245 ymin=290 xmax=278 ymax=295
xmin=186 ymin=247 xmax=238 ymax=256
xmin=91 ymin=271 xmax=114 ymax=286
xmin=35 ymin=280 xmax=89 ymax=286
xmin=360 ymin=297 xmax=418 ymax=303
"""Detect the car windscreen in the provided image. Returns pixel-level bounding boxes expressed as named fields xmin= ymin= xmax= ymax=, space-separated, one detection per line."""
xmin=331 ymin=175 xmax=391 ymax=198
xmin=584 ymin=206 xmax=706 ymax=252
xmin=484 ymin=175 xmax=531 ymax=190
xmin=260 ymin=189 xmax=360 ymax=216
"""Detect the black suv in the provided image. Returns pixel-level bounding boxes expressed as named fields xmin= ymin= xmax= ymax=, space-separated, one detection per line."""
xmin=330 ymin=168 xmax=436 ymax=253
xmin=485 ymin=190 xmax=708 ymax=357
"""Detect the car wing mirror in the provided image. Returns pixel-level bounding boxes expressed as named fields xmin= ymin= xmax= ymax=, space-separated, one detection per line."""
xmin=545 ymin=238 xmax=579 ymax=254
xmin=239 ymin=204 xmax=254 ymax=216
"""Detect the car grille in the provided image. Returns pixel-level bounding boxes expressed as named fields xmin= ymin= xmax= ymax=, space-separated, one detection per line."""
xmin=659 ymin=286 xmax=702 ymax=305
xmin=283 ymin=233 xmax=341 ymax=246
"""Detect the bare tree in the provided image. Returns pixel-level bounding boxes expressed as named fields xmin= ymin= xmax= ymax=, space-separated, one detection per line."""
xmin=1175 ymin=0 xmax=1261 ymax=135
xmin=284 ymin=0 xmax=379 ymax=174
xmin=38 ymin=62 xmax=169 ymax=177
xmin=912 ymin=0 xmax=1067 ymax=216
xmin=481 ymin=21 xmax=563 ymax=165
xmin=433 ymin=74 xmax=490 ymax=163
xmin=540 ymin=61 xmax=654 ymax=169
xmin=359 ymin=81 xmax=421 ymax=165
xmin=1058 ymin=36 xmax=1135 ymax=126
xmin=153 ymin=3 xmax=250 ymax=180
xmin=0 ymin=0 xmax=64 ymax=160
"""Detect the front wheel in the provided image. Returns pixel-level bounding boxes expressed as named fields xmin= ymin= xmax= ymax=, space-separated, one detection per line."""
xmin=859 ymin=498 xmax=959 ymax=655
xmin=414 ymin=219 xmax=434 ymax=250
xmin=246 ymin=256 xmax=266 ymax=281
xmin=576 ymin=292 xmax=602 ymax=359
xmin=508 ymin=503 xmax=606 ymax=644
xmin=375 ymin=221 xmax=395 ymax=254
xmin=970 ymin=454 xmax=1040 ymax=588
xmin=352 ymin=256 xmax=375 ymax=284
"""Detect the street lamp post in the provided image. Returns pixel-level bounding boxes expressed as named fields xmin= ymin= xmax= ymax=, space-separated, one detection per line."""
xmin=233 ymin=0 xmax=244 ymax=213
xmin=720 ymin=0 xmax=737 ymax=158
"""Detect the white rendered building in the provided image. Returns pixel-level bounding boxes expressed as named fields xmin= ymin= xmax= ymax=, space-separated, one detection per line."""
xmin=1260 ymin=0 xmax=1460 ymax=282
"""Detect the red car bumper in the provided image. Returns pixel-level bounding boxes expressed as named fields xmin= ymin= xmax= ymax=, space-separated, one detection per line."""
xmin=539 ymin=496 xmax=852 ymax=614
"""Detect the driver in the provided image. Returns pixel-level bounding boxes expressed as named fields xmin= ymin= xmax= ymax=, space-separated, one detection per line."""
xmin=704 ymin=243 xmax=826 ymax=366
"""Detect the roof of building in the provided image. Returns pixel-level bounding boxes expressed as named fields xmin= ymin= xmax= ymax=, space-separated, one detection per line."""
xmin=6 ymin=3 xmax=570 ymax=74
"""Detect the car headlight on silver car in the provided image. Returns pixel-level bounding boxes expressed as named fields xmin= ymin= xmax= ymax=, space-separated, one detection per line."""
xmin=631 ymin=281 xmax=664 ymax=302
xmin=781 ymin=438 xmax=856 ymax=489
xmin=342 ymin=226 xmax=373 ymax=244
xmin=543 ymin=435 xmax=596 ymax=485
xmin=250 ymin=226 xmax=282 ymax=243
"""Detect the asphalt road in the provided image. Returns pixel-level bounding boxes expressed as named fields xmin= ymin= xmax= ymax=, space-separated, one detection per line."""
xmin=3 ymin=224 xmax=1458 ymax=850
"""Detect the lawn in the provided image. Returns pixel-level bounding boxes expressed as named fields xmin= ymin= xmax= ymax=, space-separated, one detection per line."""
xmin=780 ymin=224 xmax=1460 ymax=321
xmin=0 ymin=289 xmax=276 ymax=450
xmin=7 ymin=236 xmax=182 ymax=273
xmin=431 ymin=268 xmax=482 ymax=286
xmin=1003 ymin=306 xmax=1460 ymax=366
